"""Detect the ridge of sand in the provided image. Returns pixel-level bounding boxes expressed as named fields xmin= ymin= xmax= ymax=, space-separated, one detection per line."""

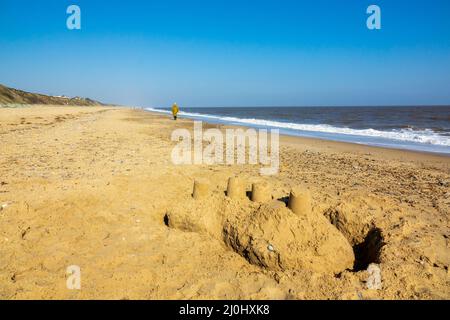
xmin=0 ymin=106 xmax=448 ymax=299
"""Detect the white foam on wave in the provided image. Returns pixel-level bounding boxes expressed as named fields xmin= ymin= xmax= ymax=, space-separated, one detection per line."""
xmin=145 ymin=107 xmax=450 ymax=148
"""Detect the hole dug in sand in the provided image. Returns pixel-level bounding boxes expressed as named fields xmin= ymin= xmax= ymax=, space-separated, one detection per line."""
xmin=165 ymin=178 xmax=356 ymax=275
xmin=352 ymin=228 xmax=384 ymax=271
xmin=324 ymin=204 xmax=385 ymax=272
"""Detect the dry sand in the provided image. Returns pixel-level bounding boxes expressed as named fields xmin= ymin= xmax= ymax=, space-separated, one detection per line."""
xmin=0 ymin=106 xmax=449 ymax=300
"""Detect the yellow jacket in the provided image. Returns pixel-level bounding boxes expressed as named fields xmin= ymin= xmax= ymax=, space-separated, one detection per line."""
xmin=172 ymin=104 xmax=179 ymax=115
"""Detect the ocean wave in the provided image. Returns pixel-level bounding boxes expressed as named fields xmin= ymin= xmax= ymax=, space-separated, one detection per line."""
xmin=145 ymin=108 xmax=450 ymax=147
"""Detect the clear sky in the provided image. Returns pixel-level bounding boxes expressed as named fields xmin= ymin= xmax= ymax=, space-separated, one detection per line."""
xmin=1 ymin=0 xmax=449 ymax=107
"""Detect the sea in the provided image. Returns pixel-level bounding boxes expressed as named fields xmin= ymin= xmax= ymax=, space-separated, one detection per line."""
xmin=145 ymin=106 xmax=450 ymax=155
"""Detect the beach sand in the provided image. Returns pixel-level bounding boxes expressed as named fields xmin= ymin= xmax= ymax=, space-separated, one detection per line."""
xmin=0 ymin=106 xmax=449 ymax=299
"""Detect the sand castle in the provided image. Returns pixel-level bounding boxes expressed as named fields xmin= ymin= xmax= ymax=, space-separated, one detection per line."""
xmin=165 ymin=177 xmax=359 ymax=275
xmin=192 ymin=179 xmax=211 ymax=199
xmin=226 ymin=177 xmax=246 ymax=199
xmin=288 ymin=186 xmax=312 ymax=216
xmin=251 ymin=182 xmax=272 ymax=203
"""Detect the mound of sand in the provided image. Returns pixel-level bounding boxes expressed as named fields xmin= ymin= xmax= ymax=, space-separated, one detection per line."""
xmin=166 ymin=183 xmax=355 ymax=275
xmin=224 ymin=200 xmax=355 ymax=274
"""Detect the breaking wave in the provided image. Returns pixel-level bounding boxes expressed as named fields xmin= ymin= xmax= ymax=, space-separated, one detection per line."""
xmin=145 ymin=107 xmax=450 ymax=148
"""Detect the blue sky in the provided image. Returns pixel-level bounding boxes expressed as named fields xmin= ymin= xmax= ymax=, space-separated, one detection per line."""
xmin=0 ymin=0 xmax=449 ymax=107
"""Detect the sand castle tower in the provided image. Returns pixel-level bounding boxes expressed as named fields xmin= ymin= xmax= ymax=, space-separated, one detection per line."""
xmin=251 ymin=182 xmax=272 ymax=203
xmin=288 ymin=186 xmax=312 ymax=216
xmin=226 ymin=177 xmax=246 ymax=200
xmin=192 ymin=179 xmax=211 ymax=199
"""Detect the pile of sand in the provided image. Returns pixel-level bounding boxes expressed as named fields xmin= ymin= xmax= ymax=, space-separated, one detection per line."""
xmin=166 ymin=179 xmax=355 ymax=275
xmin=224 ymin=200 xmax=355 ymax=274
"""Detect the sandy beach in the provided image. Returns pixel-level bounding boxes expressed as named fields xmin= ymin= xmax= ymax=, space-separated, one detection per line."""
xmin=0 ymin=105 xmax=449 ymax=300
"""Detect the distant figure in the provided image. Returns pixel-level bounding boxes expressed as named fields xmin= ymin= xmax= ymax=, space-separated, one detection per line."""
xmin=172 ymin=103 xmax=179 ymax=120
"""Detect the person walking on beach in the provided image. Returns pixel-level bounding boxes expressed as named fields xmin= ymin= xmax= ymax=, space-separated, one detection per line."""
xmin=172 ymin=103 xmax=179 ymax=120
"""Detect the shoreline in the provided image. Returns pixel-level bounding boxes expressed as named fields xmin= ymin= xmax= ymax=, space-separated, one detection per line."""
xmin=142 ymin=108 xmax=450 ymax=159
xmin=142 ymin=109 xmax=450 ymax=167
